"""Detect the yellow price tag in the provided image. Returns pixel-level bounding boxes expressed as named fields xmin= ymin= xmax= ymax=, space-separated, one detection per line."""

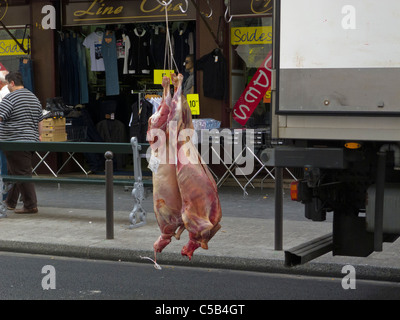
xmin=154 ymin=70 xmax=175 ymax=85
xmin=187 ymin=94 xmax=200 ymax=115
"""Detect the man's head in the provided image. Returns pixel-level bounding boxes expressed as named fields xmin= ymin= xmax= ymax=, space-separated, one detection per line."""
xmin=184 ymin=54 xmax=194 ymax=73
xmin=5 ymin=71 xmax=24 ymax=92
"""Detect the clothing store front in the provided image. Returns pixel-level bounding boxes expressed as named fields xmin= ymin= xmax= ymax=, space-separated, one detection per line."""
xmin=3 ymin=1 xmax=277 ymax=181
xmin=0 ymin=0 xmax=228 ymax=175
xmin=207 ymin=0 xmax=279 ymax=191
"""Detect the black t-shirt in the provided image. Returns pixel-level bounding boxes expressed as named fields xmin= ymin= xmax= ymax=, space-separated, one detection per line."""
xmin=196 ymin=49 xmax=228 ymax=101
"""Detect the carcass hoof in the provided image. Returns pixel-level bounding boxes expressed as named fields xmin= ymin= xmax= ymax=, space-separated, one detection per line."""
xmin=181 ymin=240 xmax=201 ymax=260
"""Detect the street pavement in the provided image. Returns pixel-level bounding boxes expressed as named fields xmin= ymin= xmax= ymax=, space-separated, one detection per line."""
xmin=0 ymin=182 xmax=399 ymax=283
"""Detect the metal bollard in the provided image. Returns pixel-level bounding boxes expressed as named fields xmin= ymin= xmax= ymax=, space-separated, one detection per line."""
xmin=105 ymin=151 xmax=114 ymax=240
xmin=274 ymin=166 xmax=283 ymax=251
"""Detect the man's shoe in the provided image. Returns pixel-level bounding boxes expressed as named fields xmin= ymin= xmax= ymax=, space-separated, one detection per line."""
xmin=14 ymin=207 xmax=38 ymax=214
xmin=4 ymin=202 xmax=15 ymax=210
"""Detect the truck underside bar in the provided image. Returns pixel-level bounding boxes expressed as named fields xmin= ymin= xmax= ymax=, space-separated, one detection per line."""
xmin=284 ymin=233 xmax=333 ymax=266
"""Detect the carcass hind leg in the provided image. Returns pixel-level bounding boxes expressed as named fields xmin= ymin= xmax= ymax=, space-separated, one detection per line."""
xmin=181 ymin=223 xmax=222 ymax=259
xmin=181 ymin=239 xmax=201 ymax=260
xmin=200 ymin=223 xmax=221 ymax=249
xmin=153 ymin=233 xmax=173 ymax=253
xmin=174 ymin=225 xmax=186 ymax=240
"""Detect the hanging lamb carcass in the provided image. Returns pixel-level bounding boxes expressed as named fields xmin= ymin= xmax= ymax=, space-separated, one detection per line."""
xmin=147 ymin=74 xmax=222 ymax=260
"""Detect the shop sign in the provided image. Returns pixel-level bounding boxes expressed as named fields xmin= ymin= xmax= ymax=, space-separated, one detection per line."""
xmin=233 ymin=50 xmax=272 ymax=126
xmin=230 ymin=0 xmax=273 ymax=16
xmin=231 ymin=26 xmax=272 ymax=45
xmin=0 ymin=39 xmax=30 ymax=56
xmin=0 ymin=0 xmax=7 ymax=21
xmin=0 ymin=2 xmax=30 ymax=26
xmin=63 ymin=0 xmax=196 ymax=26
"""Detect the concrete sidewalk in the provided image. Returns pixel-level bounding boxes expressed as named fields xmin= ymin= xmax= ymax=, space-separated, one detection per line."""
xmin=0 ymin=193 xmax=399 ymax=282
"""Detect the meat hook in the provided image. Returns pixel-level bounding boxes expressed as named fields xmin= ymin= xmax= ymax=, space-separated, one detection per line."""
xmin=204 ymin=0 xmax=212 ymax=18
xmin=224 ymin=0 xmax=232 ymax=23
xmin=156 ymin=0 xmax=173 ymax=6
xmin=179 ymin=0 xmax=188 ymax=13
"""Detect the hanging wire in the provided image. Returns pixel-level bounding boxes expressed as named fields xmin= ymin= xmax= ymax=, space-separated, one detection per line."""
xmin=158 ymin=0 xmax=179 ymax=73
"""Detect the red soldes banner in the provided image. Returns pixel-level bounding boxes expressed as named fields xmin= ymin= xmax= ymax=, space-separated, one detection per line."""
xmin=233 ymin=50 xmax=272 ymax=126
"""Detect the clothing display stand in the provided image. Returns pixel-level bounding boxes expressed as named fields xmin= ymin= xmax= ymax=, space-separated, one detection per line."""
xmin=242 ymin=129 xmax=275 ymax=194
xmin=207 ymin=129 xmax=255 ymax=195
xmin=195 ymin=129 xmax=219 ymax=182
xmin=56 ymin=152 xmax=89 ymax=176
xmin=32 ymin=152 xmax=58 ymax=177
xmin=204 ymin=129 xmax=293 ymax=196
xmin=33 ymin=151 xmax=89 ymax=177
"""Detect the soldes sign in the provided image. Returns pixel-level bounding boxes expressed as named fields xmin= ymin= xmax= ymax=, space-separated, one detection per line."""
xmin=232 ymin=50 xmax=272 ymax=126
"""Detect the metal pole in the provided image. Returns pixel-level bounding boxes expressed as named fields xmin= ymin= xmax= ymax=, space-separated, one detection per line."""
xmin=105 ymin=151 xmax=114 ymax=240
xmin=374 ymin=152 xmax=386 ymax=251
xmin=275 ymin=166 xmax=283 ymax=250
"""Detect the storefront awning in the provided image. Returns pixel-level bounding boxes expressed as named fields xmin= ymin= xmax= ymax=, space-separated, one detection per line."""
xmin=227 ymin=0 xmax=272 ymax=19
xmin=62 ymin=0 xmax=197 ymax=26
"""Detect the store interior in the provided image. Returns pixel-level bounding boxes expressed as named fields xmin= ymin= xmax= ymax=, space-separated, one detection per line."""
xmin=54 ymin=21 xmax=197 ymax=172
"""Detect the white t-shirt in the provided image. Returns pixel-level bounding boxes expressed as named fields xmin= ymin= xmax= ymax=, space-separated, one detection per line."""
xmin=116 ymin=34 xmax=131 ymax=75
xmin=0 ymin=85 xmax=10 ymax=101
xmin=122 ymin=34 xmax=131 ymax=75
xmin=83 ymin=31 xmax=105 ymax=72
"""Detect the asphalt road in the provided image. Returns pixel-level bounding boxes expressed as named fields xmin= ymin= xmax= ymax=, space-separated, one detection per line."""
xmin=0 ymin=252 xmax=399 ymax=301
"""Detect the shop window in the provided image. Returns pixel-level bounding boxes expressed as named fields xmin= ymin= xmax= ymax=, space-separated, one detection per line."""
xmin=57 ymin=21 xmax=195 ymax=102
xmin=56 ymin=21 xmax=195 ymax=149
xmin=0 ymin=27 xmax=31 ymax=73
xmin=230 ymin=17 xmax=272 ymax=129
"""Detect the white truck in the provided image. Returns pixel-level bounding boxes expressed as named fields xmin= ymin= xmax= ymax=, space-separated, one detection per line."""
xmin=272 ymin=0 xmax=400 ymax=264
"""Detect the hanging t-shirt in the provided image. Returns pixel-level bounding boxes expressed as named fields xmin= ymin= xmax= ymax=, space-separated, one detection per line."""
xmin=116 ymin=31 xmax=131 ymax=75
xmin=172 ymin=22 xmax=194 ymax=73
xmin=83 ymin=31 xmax=105 ymax=72
xmin=122 ymin=34 xmax=131 ymax=75
xmin=197 ymin=49 xmax=228 ymax=101
xmin=128 ymin=28 xmax=152 ymax=75
xmin=150 ymin=26 xmax=167 ymax=70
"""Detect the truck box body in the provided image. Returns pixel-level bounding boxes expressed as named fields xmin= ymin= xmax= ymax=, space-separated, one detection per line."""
xmin=273 ymin=0 xmax=400 ymax=260
xmin=274 ymin=0 xmax=400 ymax=141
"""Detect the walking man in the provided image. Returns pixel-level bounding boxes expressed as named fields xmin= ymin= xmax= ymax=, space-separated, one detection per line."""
xmin=0 ymin=71 xmax=10 ymax=201
xmin=0 ymin=71 xmax=44 ymax=213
